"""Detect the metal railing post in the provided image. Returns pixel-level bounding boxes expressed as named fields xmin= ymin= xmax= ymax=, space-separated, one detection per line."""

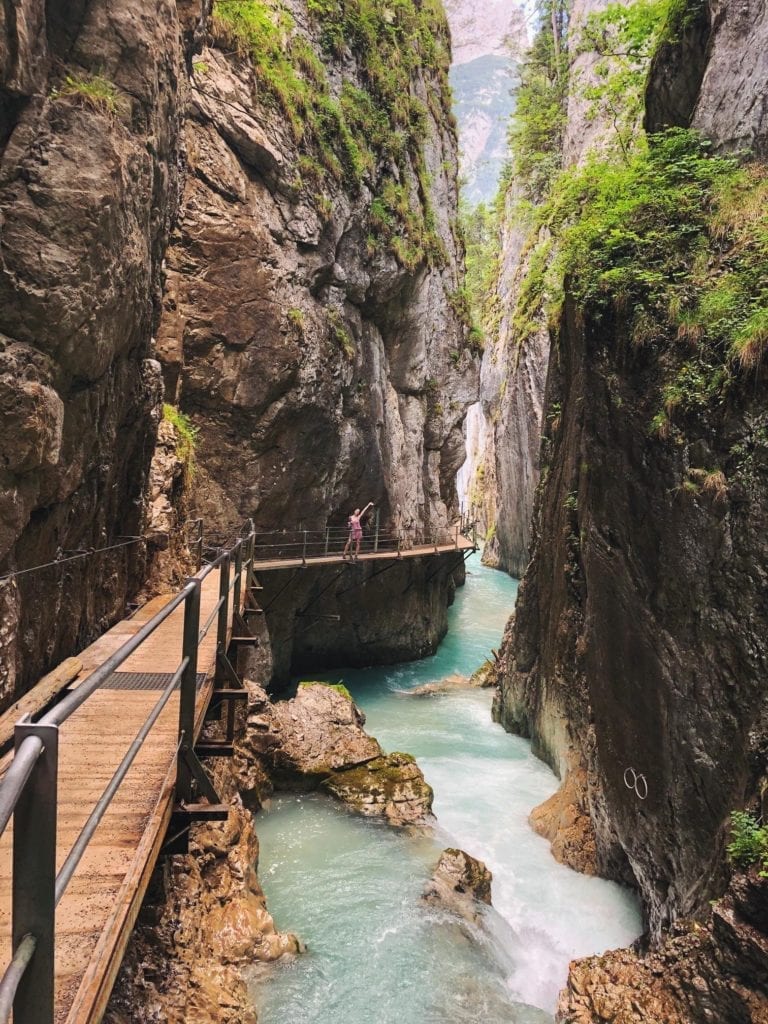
xmin=374 ymin=509 xmax=380 ymax=552
xmin=302 ymin=530 xmax=308 ymax=566
xmin=324 ymin=527 xmax=330 ymax=556
xmin=455 ymin=522 xmax=459 ymax=549
xmin=13 ymin=721 xmax=58 ymax=1024
xmin=232 ymin=540 xmax=243 ymax=615
xmin=196 ymin=519 xmax=203 ymax=569
xmin=216 ymin=551 xmax=231 ymax=654
xmin=177 ymin=581 xmax=201 ymax=804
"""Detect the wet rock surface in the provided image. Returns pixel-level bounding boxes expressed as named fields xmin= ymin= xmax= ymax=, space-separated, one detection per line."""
xmin=422 ymin=847 xmax=492 ymax=923
xmin=323 ymin=751 xmax=434 ymax=826
xmin=407 ymin=659 xmax=496 ymax=696
xmin=105 ymin=768 xmax=301 ymax=1024
xmin=493 ymin=0 xmax=768 ymax=1007
xmin=237 ymin=682 xmax=433 ymax=825
xmin=559 ymin=872 xmax=768 ymax=1024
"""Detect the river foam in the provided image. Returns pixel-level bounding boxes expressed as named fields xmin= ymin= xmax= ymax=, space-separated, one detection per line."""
xmin=250 ymin=554 xmax=641 ymax=1022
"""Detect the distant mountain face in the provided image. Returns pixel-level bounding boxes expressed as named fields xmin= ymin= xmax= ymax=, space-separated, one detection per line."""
xmin=444 ymin=0 xmax=529 ymax=206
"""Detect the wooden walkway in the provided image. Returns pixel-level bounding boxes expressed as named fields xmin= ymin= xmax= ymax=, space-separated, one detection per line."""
xmin=249 ymin=536 xmax=475 ymax=571
xmin=0 ymin=528 xmax=475 ymax=1024
xmin=0 ymin=567 xmax=231 ymax=1024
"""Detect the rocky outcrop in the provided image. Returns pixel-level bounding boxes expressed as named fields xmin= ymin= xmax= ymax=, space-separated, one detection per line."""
xmin=238 ymin=682 xmax=434 ymax=825
xmin=159 ymin=1 xmax=477 ymax=547
xmin=105 ymin=766 xmax=301 ymax=1024
xmin=324 ymin=751 xmax=434 ymax=825
xmin=422 ymin=847 xmax=492 ymax=922
xmin=256 ymin=552 xmax=464 ymax=686
xmin=472 ymin=0 xmax=624 ymax=577
xmin=406 ymin=659 xmax=496 ymax=695
xmin=1 ymin=0 xmax=476 ymax=705
xmin=240 ymin=682 xmax=382 ymax=788
xmin=0 ymin=0 xmax=190 ymax=700
xmin=559 ymin=872 xmax=768 ymax=1024
xmin=646 ymin=0 xmax=768 ymax=158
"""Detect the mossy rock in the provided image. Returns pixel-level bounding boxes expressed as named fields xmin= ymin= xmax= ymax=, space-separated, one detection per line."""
xmin=321 ymin=751 xmax=433 ymax=825
xmin=298 ymin=680 xmax=352 ymax=701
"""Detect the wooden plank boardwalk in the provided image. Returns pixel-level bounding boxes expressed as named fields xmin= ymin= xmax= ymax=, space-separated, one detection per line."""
xmin=249 ymin=536 xmax=475 ymax=571
xmin=0 ymin=529 xmax=474 ymax=1024
xmin=0 ymin=566 xmax=230 ymax=1024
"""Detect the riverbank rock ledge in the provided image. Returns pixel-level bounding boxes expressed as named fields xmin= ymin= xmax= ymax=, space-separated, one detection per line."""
xmin=237 ymin=683 xmax=433 ymax=825
xmin=105 ymin=770 xmax=301 ymax=1024
xmin=422 ymin=848 xmax=493 ymax=923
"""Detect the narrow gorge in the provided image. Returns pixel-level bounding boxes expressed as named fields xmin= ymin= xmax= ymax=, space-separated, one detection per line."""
xmin=0 ymin=0 xmax=766 ymax=1022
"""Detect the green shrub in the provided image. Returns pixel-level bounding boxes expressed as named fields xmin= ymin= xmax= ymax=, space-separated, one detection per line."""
xmin=213 ymin=0 xmax=450 ymax=271
xmin=162 ymin=404 xmax=198 ymax=478
xmin=54 ymin=72 xmax=120 ymax=114
xmin=728 ymin=811 xmax=768 ymax=869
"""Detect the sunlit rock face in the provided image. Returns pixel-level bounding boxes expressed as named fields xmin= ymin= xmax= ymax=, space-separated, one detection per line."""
xmin=444 ymin=0 xmax=528 ymax=205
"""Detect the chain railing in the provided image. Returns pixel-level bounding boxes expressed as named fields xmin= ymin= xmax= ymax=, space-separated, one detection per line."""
xmin=0 ymin=519 xmax=257 ymax=1024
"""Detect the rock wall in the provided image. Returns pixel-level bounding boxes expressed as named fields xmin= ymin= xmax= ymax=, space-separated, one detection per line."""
xmin=0 ymin=0 xmax=192 ymax=700
xmin=0 ymin=0 xmax=476 ymax=701
xmin=475 ymin=0 xmax=622 ymax=577
xmin=495 ymin=0 xmax=768 ymax=958
xmin=159 ymin=0 xmax=478 ymax=545
xmin=254 ymin=552 xmax=465 ymax=687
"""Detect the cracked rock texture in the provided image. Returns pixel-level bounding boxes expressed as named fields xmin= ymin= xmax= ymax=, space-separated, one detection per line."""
xmin=494 ymin=1 xmax=768 ymax=999
xmin=160 ymin=2 xmax=477 ymax=546
xmin=422 ymin=847 xmax=492 ymax=923
xmin=237 ymin=681 xmax=433 ymax=825
xmin=0 ymin=0 xmax=475 ymax=702
xmin=105 ymin=757 xmax=301 ymax=1024
xmin=0 ymin=0 xmax=189 ymax=699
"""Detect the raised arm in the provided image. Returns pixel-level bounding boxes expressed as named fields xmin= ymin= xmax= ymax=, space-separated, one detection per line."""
xmin=362 ymin=501 xmax=374 ymax=515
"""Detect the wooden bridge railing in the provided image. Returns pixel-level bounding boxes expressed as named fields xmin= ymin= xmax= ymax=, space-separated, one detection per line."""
xmin=0 ymin=520 xmax=259 ymax=1024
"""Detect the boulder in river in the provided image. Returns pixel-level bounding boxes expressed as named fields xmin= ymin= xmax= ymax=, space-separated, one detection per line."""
xmin=422 ymin=848 xmax=493 ymax=923
xmin=236 ymin=682 xmax=433 ymax=825
xmin=322 ymin=752 xmax=434 ymax=826
xmin=237 ymin=681 xmax=382 ymax=789
xmin=406 ymin=661 xmax=497 ymax=697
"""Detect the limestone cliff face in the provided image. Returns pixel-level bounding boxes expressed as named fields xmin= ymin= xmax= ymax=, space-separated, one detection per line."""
xmin=159 ymin=1 xmax=477 ymax=544
xmin=0 ymin=0 xmax=476 ymax=700
xmin=476 ymin=0 xmax=619 ymax=577
xmin=495 ymin=0 xmax=768 ymax=970
xmin=0 ymin=1 xmax=193 ymax=700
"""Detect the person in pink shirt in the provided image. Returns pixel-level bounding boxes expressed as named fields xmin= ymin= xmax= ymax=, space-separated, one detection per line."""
xmin=343 ymin=501 xmax=374 ymax=561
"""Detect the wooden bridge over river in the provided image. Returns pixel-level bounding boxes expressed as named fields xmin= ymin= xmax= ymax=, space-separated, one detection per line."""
xmin=0 ymin=519 xmax=475 ymax=1024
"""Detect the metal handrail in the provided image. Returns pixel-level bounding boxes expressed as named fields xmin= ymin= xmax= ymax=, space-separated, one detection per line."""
xmin=0 ymin=516 xmax=256 ymax=1024
xmin=53 ymin=659 xmax=189 ymax=905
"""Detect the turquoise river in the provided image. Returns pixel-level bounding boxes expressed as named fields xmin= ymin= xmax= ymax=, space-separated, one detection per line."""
xmin=250 ymin=554 xmax=641 ymax=1023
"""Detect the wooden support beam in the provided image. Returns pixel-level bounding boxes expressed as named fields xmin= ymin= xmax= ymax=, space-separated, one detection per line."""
xmin=172 ymin=803 xmax=229 ymax=822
